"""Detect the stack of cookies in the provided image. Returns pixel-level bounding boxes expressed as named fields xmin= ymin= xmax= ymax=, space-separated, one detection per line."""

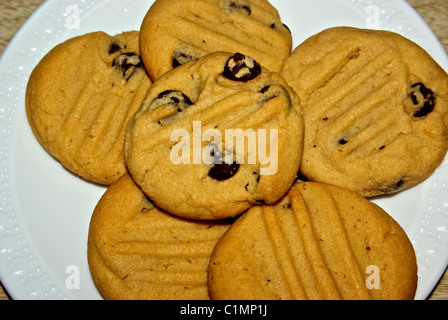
xmin=25 ymin=0 xmax=448 ymax=300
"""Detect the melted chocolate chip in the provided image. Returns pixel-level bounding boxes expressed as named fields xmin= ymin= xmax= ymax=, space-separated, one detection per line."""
xmin=259 ymin=85 xmax=271 ymax=94
xmin=381 ymin=179 xmax=405 ymax=194
xmin=155 ymin=90 xmax=194 ymax=112
xmin=151 ymin=90 xmax=194 ymax=126
xmin=258 ymin=83 xmax=290 ymax=107
xmin=208 ymin=162 xmax=240 ymax=181
xmin=409 ymin=83 xmax=436 ymax=118
xmin=172 ymin=50 xmax=197 ymax=69
xmin=228 ymin=1 xmax=251 ymax=15
xmin=395 ymin=179 xmax=404 ymax=190
xmin=109 ymin=42 xmax=124 ymax=55
xmin=113 ymin=53 xmax=143 ymax=80
xmin=259 ymin=84 xmax=279 ymax=105
xmin=223 ymin=53 xmax=261 ymax=82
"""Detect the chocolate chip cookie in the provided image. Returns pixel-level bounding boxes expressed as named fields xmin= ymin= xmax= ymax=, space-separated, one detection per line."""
xmin=140 ymin=0 xmax=292 ymax=80
xmin=280 ymin=27 xmax=448 ymax=197
xmin=26 ymin=31 xmax=151 ymax=185
xmin=124 ymin=52 xmax=303 ymax=220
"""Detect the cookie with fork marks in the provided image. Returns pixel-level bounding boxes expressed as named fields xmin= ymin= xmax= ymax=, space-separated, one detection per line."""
xmin=208 ymin=181 xmax=418 ymax=300
xmin=139 ymin=0 xmax=292 ymax=80
xmin=124 ymin=52 xmax=303 ymax=220
xmin=26 ymin=31 xmax=152 ymax=185
xmin=88 ymin=174 xmax=231 ymax=300
xmin=280 ymin=27 xmax=448 ymax=197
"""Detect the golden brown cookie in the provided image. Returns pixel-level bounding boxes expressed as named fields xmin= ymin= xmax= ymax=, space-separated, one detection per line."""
xmin=140 ymin=0 xmax=292 ymax=80
xmin=208 ymin=182 xmax=418 ymax=300
xmin=87 ymin=174 xmax=231 ymax=300
xmin=124 ymin=51 xmax=304 ymax=220
xmin=26 ymin=31 xmax=152 ymax=185
xmin=280 ymin=27 xmax=448 ymax=197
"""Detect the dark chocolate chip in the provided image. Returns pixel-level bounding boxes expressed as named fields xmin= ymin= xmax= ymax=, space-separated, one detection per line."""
xmin=223 ymin=53 xmax=261 ymax=82
xmin=258 ymin=83 xmax=290 ymax=107
xmin=109 ymin=42 xmax=124 ymax=54
xmin=395 ymin=179 xmax=404 ymax=190
xmin=151 ymin=90 xmax=194 ymax=126
xmin=409 ymin=83 xmax=436 ymax=118
xmin=252 ymin=171 xmax=261 ymax=183
xmin=339 ymin=139 xmax=348 ymax=145
xmin=282 ymin=203 xmax=291 ymax=209
xmin=259 ymin=85 xmax=271 ymax=94
xmin=270 ymin=23 xmax=290 ymax=33
xmin=112 ymin=53 xmax=143 ymax=80
xmin=155 ymin=90 xmax=194 ymax=112
xmin=228 ymin=1 xmax=251 ymax=15
xmin=172 ymin=50 xmax=197 ymax=69
xmin=381 ymin=179 xmax=405 ymax=194
xmin=208 ymin=162 xmax=240 ymax=181
xmin=259 ymin=84 xmax=278 ymax=105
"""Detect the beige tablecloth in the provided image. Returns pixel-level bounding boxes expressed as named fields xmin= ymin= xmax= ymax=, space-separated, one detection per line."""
xmin=0 ymin=0 xmax=447 ymax=300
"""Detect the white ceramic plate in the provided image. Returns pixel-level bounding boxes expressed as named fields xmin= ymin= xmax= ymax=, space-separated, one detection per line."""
xmin=0 ymin=0 xmax=447 ymax=300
